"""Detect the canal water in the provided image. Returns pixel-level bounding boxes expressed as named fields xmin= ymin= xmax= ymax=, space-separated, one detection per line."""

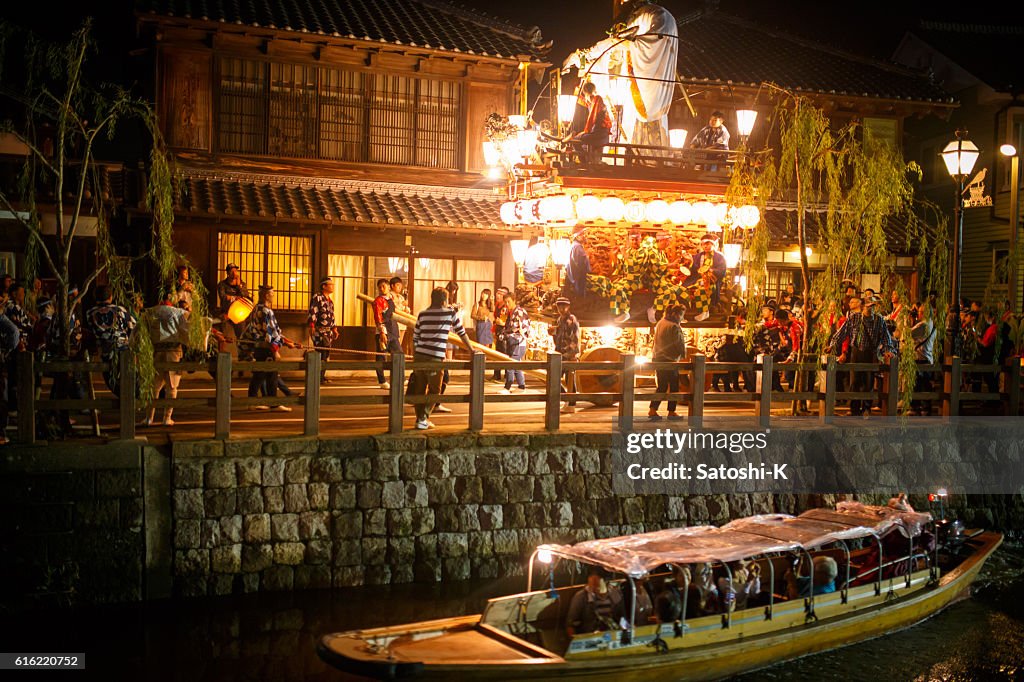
xmin=3 ymin=546 xmax=1021 ymax=681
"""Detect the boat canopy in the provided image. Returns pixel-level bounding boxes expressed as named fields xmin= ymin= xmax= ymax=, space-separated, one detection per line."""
xmin=538 ymin=502 xmax=933 ymax=578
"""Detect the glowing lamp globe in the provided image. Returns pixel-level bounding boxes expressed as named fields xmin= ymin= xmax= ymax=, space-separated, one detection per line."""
xmin=739 ymin=205 xmax=760 ymax=228
xmin=940 ymin=135 xmax=979 ymax=178
xmin=575 ymin=194 xmax=601 ymax=222
xmin=500 ymin=201 xmax=518 ymax=225
xmin=711 ymin=202 xmax=729 ymax=225
xmin=723 ymin=243 xmax=742 ymax=268
xmin=692 ymin=200 xmax=714 ymax=225
xmin=736 ymin=109 xmax=758 ymax=138
xmin=482 ymin=140 xmax=501 ymax=167
xmin=645 ymin=199 xmax=670 ymax=224
xmin=510 ymin=239 xmax=531 ymax=266
xmin=668 ymin=200 xmax=693 ymax=224
xmin=227 ymin=298 xmax=254 ymax=325
xmin=669 ymin=129 xmax=688 ymax=149
xmin=517 ymin=129 xmax=539 ymax=159
xmin=539 ymin=195 xmax=575 ymax=224
xmin=624 ymin=199 xmax=646 ymax=223
xmin=558 ymin=95 xmax=578 ymax=123
xmin=550 ymin=239 xmax=572 ymax=267
xmin=600 ymin=196 xmax=626 ymax=222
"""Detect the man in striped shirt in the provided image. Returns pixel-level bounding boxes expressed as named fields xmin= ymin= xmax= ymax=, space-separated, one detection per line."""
xmin=411 ymin=287 xmax=470 ymax=430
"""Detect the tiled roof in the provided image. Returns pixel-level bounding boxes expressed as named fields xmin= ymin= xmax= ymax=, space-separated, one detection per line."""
xmin=909 ymin=22 xmax=1024 ymax=93
xmin=764 ymin=205 xmax=920 ymax=254
xmin=676 ymin=10 xmax=953 ymax=104
xmin=136 ymin=0 xmax=549 ymax=60
xmin=175 ymin=171 xmax=512 ymax=232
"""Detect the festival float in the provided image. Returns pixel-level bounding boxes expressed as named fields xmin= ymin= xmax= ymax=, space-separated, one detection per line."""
xmin=483 ymin=1 xmax=761 ymax=392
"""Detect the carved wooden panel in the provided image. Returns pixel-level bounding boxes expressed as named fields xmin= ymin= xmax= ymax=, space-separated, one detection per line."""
xmin=162 ymin=50 xmax=211 ymax=151
xmin=465 ymin=82 xmax=511 ymax=172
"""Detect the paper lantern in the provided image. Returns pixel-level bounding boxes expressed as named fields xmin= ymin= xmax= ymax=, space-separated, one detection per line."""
xmin=669 ymin=129 xmax=688 ymax=148
xmin=668 ymin=200 xmax=693 ymax=224
xmin=722 ymin=243 xmax=742 ymax=268
xmin=517 ymin=129 xmax=539 ymax=158
xmin=736 ymin=109 xmax=758 ymax=137
xmin=482 ymin=140 xmax=501 ymax=166
xmin=500 ymin=201 xmax=518 ymax=225
xmin=227 ymin=298 xmax=254 ymax=324
xmin=599 ymin=196 xmax=625 ymax=222
xmin=558 ymin=95 xmax=577 ymax=123
xmin=645 ymin=199 xmax=670 ymax=224
xmin=624 ymin=199 xmax=646 ymax=223
xmin=692 ymin=200 xmax=714 ymax=225
xmin=550 ymin=239 xmax=572 ymax=266
xmin=575 ymin=194 xmax=601 ymax=222
xmin=510 ymin=239 xmax=531 ymax=265
xmin=711 ymin=202 xmax=729 ymax=225
xmin=539 ymin=195 xmax=575 ymax=224
xmin=739 ymin=205 xmax=761 ymax=228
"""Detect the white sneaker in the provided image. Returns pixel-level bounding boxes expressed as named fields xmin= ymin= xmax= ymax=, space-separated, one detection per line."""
xmin=379 ymin=382 xmax=390 ymax=390
xmin=249 ymin=405 xmax=270 ymax=411
xmin=433 ymin=405 xmax=452 ymax=413
xmin=415 ymin=419 xmax=435 ymax=430
xmin=272 ymin=405 xmax=292 ymax=412
xmin=695 ymin=311 xmax=710 ymax=322
xmin=500 ymin=388 xmax=512 ymax=395
xmin=561 ymin=404 xmax=576 ymax=414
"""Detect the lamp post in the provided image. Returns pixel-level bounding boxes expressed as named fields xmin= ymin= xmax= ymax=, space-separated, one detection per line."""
xmin=1001 ymin=143 xmax=1020 ymax=311
xmin=940 ymin=130 xmax=980 ymax=357
xmin=736 ymin=109 xmax=758 ymax=146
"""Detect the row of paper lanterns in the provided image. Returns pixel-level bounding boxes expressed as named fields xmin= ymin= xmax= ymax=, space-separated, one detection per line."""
xmin=500 ymin=195 xmax=761 ymax=228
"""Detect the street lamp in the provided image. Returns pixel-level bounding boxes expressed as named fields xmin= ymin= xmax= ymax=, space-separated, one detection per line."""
xmin=736 ymin=109 xmax=758 ymax=144
xmin=940 ymin=129 xmax=980 ymax=357
xmin=1002 ymin=144 xmax=1020 ymax=312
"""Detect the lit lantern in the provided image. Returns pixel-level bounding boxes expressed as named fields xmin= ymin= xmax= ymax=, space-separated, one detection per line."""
xmin=668 ymin=200 xmax=693 ymax=224
xmin=725 ymin=205 xmax=741 ymax=226
xmin=509 ymin=239 xmax=531 ymax=265
xmin=227 ymin=298 xmax=254 ymax=324
xmin=482 ymin=140 xmax=501 ymax=166
xmin=550 ymin=239 xmax=572 ymax=266
xmin=507 ymin=115 xmax=527 ymax=129
xmin=539 ymin=195 xmax=575 ymax=223
xmin=575 ymin=194 xmax=601 ymax=222
xmin=722 ymin=243 xmax=742 ymax=268
xmin=624 ymin=199 xmax=646 ymax=223
xmin=600 ymin=196 xmax=626 ymax=222
xmin=558 ymin=95 xmax=578 ymax=123
xmin=645 ymin=199 xmax=670 ymax=224
xmin=669 ymin=129 xmax=688 ymax=148
xmin=736 ymin=109 xmax=758 ymax=138
xmin=500 ymin=201 xmax=517 ymax=225
xmin=514 ymin=199 xmax=540 ymax=224
xmin=711 ymin=202 xmax=729 ymax=225
xmin=739 ymin=204 xmax=760 ymax=228
xmin=517 ymin=129 xmax=539 ymax=158
xmin=692 ymin=200 xmax=714 ymax=224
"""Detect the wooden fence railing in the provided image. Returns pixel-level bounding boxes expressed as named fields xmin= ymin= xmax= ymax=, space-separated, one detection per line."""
xmin=15 ymin=351 xmax=1023 ymax=443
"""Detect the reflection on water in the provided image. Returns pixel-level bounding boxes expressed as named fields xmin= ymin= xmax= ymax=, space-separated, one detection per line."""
xmin=1 ymin=547 xmax=1021 ymax=681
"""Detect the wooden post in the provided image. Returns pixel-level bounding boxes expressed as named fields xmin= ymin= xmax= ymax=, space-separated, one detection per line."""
xmin=17 ymin=352 xmax=35 ymax=444
xmin=215 ymin=353 xmax=232 ymax=440
xmin=689 ymin=354 xmax=705 ymax=428
xmin=619 ymin=353 xmax=635 ymax=430
xmin=943 ymin=356 xmax=961 ymax=417
xmin=119 ymin=350 xmax=136 ymax=440
xmin=820 ymin=355 xmax=837 ymax=424
xmin=469 ymin=352 xmax=485 ymax=431
xmin=545 ymin=352 xmax=562 ymax=431
xmin=1008 ymin=362 xmax=1021 ymax=416
xmin=886 ymin=355 xmax=899 ymax=417
xmin=304 ymin=350 xmax=321 ymax=437
xmin=388 ymin=352 xmax=406 ymax=434
xmin=759 ymin=354 xmax=772 ymax=428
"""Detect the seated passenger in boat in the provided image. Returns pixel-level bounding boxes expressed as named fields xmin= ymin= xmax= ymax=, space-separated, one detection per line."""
xmin=690 ymin=562 xmax=720 ymax=611
xmin=716 ymin=560 xmax=761 ymax=611
xmin=785 ymin=555 xmax=838 ymax=598
xmin=566 ymin=570 xmax=621 ymax=636
xmin=654 ymin=578 xmax=682 ymax=624
xmin=616 ymin=575 xmax=655 ymax=628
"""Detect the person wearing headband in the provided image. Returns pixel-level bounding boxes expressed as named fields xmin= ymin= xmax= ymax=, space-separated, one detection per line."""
xmin=307 ymin=277 xmax=337 ymax=384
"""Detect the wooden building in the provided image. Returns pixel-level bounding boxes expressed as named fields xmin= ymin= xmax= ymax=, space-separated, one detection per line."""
xmin=135 ymin=0 xmax=549 ymax=349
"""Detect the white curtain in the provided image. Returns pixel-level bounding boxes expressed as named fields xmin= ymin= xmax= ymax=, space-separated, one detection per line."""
xmin=456 ymin=259 xmax=496 ymax=319
xmin=328 ymin=254 xmax=365 ymax=327
xmin=414 ymin=258 xmax=453 ymax=316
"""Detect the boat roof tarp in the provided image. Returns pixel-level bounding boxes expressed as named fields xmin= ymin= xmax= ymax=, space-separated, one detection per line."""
xmin=538 ymin=502 xmax=932 ymax=578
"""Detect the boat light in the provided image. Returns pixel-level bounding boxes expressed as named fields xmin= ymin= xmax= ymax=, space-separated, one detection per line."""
xmin=599 ymin=196 xmax=626 ymax=222
xmin=537 ymin=549 xmax=553 ymax=564
xmin=575 ymin=194 xmax=601 ymax=222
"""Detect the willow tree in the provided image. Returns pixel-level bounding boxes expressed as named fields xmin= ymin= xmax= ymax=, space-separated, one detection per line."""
xmin=0 ymin=20 xmax=208 ymax=401
xmin=726 ymin=88 xmax=949 ymax=412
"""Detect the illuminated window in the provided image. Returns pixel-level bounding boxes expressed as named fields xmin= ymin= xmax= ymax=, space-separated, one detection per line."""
xmin=217 ymin=232 xmax=312 ymax=311
xmin=863 ymin=117 xmax=898 ymax=148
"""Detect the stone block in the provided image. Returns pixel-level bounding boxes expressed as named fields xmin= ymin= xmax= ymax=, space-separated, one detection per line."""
xmin=310 ymin=456 xmax=345 ymax=483
xmin=210 ymin=575 xmax=235 ymax=596
xmin=586 ymin=474 xmax=613 ymax=499
xmin=212 ymin=544 xmax=242 ymax=573
xmin=458 ymin=505 xmax=481 ymax=532
xmin=468 ymin=532 xmax=493 ymax=558
xmin=414 ymin=559 xmax=441 ymax=583
xmin=262 ymin=566 xmax=294 ymax=591
xmin=299 ymin=511 xmax=330 ymax=540
xmin=388 ymin=537 xmax=416 ymax=564
xmin=596 ymin=497 xmax=620 ymax=524
xmin=220 ymin=515 xmax=243 ymax=544
xmin=506 ymin=476 xmax=534 ymax=503
xmin=357 ymin=482 xmax=382 ymax=509
xmin=387 ymin=509 xmax=414 ymax=536
xmin=476 ymin=434 xmax=528 ymax=447
xmin=392 ymin=565 xmax=415 ymax=584
xmin=435 ymin=506 xmax=461 ymax=532
xmin=263 ymin=486 xmax=284 ymax=513
xmin=224 ymin=440 xmax=262 ymax=458
xmin=518 ymin=529 xmax=543 ymax=555
xmin=319 ymin=437 xmax=374 ymax=454
xmin=331 ymin=511 xmax=362 ymax=539
xmin=527 ymin=452 xmax=550 ymax=475
xmin=330 ymin=483 xmax=356 ymax=509
xmin=332 ymin=539 xmax=362 ymax=566
xmin=415 ymin=534 xmax=438 ymax=559
xmin=621 ymin=497 xmax=645 ymax=524
xmin=204 ymin=489 xmax=237 ymax=517
xmin=309 ymin=482 xmax=329 ymax=510
xmin=237 ymin=487 xmax=264 ymax=515
xmin=525 ymin=503 xmax=550 ymax=527
xmin=263 ymin=438 xmax=318 ymax=457
xmin=546 ymin=451 xmax=573 ymax=474
xmin=381 ymin=481 xmax=406 ymax=509
xmin=201 ymin=519 xmax=222 ymax=548
xmin=493 ymin=529 xmax=518 ymax=555
xmin=427 ymin=477 xmax=457 ymax=504
xmin=373 ymin=453 xmax=401 ymax=480
xmin=475 ymin=559 xmax=500 ymax=580
xmin=453 ymin=476 xmax=482 ymax=504
xmin=205 ymin=461 xmax=236 ymax=489
xmin=577 ymin=433 xmax=616 ymax=448
xmin=363 ymin=508 xmax=387 ymax=536
xmin=284 ymin=456 xmax=312 ymax=484
xmin=425 ymin=453 xmax=449 ymax=478
xmin=448 ymin=452 xmax=476 ymax=476
xmin=529 ymin=434 xmax=577 ymax=450
xmin=271 ymin=513 xmax=300 ymax=542
xmin=503 ymin=503 xmax=527 ymax=528
xmin=666 ymin=496 xmax=688 ymax=523
xmin=274 ymin=543 xmax=305 ymax=565
xmin=687 ymin=496 xmax=709 ymax=524
xmin=242 ymin=544 xmax=273 ymax=573
xmin=173 ymin=461 xmax=204 ymax=488
xmin=476 ymin=452 xmax=502 ymax=475
xmin=559 ymin=474 xmax=586 ymax=502
xmin=176 ymin=576 xmax=208 ymax=597
xmin=333 ymin=566 xmax=366 ymax=587
xmin=295 ymin=565 xmax=332 ymax=590
xmin=535 ymin=475 xmax=557 ymax=502
xmin=284 ymin=484 xmax=310 ymax=513
xmin=375 ymin=434 xmax=428 ymax=452
xmin=552 ymin=502 xmax=573 ymax=527
xmin=399 ymin=453 xmax=426 ymax=480
xmin=241 ymin=573 xmax=261 ymax=593
xmin=437 ymin=533 xmax=468 ymax=558
xmin=411 ymin=508 xmax=435 ymax=535
xmin=174 ymin=519 xmax=202 ymax=549
xmin=237 ymin=459 xmax=262 ymax=487
xmin=575 ymin=450 xmax=601 ymax=474
xmin=174 ymin=489 xmax=204 ymax=519
xmin=482 ymin=477 xmax=510 ymax=504
xmin=362 ymin=537 xmax=387 ymax=565
xmin=443 ymin=557 xmax=471 ymax=581
xmin=365 ymin=565 xmax=392 ymax=586
xmin=243 ymin=514 xmax=271 ymax=543
xmin=574 ymin=500 xmax=599 ymax=528
xmin=478 ymin=505 xmax=503 ymax=531
xmin=262 ymin=460 xmax=285 ymax=487
xmin=501 ymin=450 xmax=528 ymax=475
xmin=175 ymin=549 xmax=209 ymax=576
xmin=173 ymin=440 xmax=224 ymax=458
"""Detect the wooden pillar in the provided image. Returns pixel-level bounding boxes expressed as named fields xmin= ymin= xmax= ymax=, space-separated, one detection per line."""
xmin=689 ymin=354 xmax=705 ymax=428
xmin=119 ymin=350 xmax=136 ymax=440
xmin=215 ymin=352 xmax=232 ymax=440
xmin=1008 ymin=362 xmax=1021 ymax=416
xmin=759 ymin=355 xmax=772 ymax=428
xmin=388 ymin=352 xmax=406 ymax=434
xmin=304 ymin=350 xmax=321 ymax=437
xmin=17 ymin=352 xmax=35 ymax=444
xmin=544 ymin=352 xmax=562 ymax=432
xmin=469 ymin=352 xmax=485 ymax=431
xmin=943 ymin=356 xmax=961 ymax=417
xmin=820 ymin=355 xmax=837 ymax=424
xmin=886 ymin=355 xmax=899 ymax=417
xmin=619 ymin=353 xmax=635 ymax=430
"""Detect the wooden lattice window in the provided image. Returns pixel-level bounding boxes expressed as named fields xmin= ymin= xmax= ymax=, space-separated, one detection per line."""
xmin=268 ymin=63 xmax=317 ymax=158
xmin=218 ymin=58 xmax=267 ymax=154
xmin=320 ymin=68 xmax=365 ymax=162
xmin=217 ymin=232 xmax=312 ymax=311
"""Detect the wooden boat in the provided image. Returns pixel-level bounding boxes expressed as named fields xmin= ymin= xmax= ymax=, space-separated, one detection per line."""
xmin=318 ymin=502 xmax=1002 ymax=681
